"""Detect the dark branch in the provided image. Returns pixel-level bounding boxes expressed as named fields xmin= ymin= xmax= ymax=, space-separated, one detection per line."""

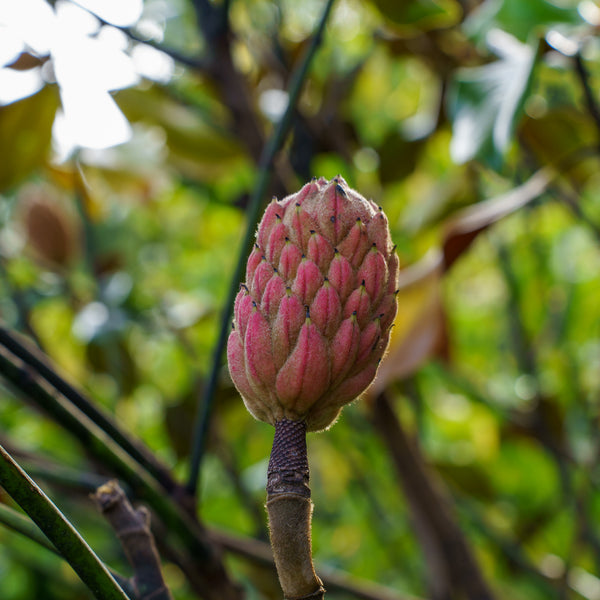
xmin=574 ymin=53 xmax=600 ymax=152
xmin=371 ymin=392 xmax=496 ymax=600
xmin=0 ymin=325 xmax=180 ymax=496
xmin=0 ymin=346 xmax=242 ymax=600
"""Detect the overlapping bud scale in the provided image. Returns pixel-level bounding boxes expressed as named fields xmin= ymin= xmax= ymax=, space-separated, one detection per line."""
xmin=227 ymin=176 xmax=399 ymax=431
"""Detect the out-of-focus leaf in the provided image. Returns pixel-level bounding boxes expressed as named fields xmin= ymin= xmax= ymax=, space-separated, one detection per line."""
xmin=372 ymin=0 xmax=462 ymax=33
xmin=464 ymin=0 xmax=581 ymax=43
xmin=370 ymin=167 xmax=553 ymax=393
xmin=448 ymin=30 xmax=537 ymax=165
xmin=442 ymin=167 xmax=553 ymax=268
xmin=0 ymin=86 xmax=59 ymax=191
xmin=115 ymin=87 xmax=247 ymax=182
xmin=520 ymin=108 xmax=598 ymax=187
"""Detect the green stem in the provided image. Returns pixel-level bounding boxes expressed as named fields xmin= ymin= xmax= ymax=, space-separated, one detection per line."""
xmin=0 ymin=502 xmax=136 ymax=597
xmin=0 ymin=499 xmax=60 ymax=555
xmin=0 ymin=348 xmax=241 ymax=600
xmin=0 ymin=444 xmax=129 ymax=600
xmin=186 ymin=0 xmax=337 ymax=498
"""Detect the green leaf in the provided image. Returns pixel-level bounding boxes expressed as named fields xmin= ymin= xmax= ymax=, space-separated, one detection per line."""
xmin=372 ymin=0 xmax=462 ymax=32
xmin=520 ymin=108 xmax=598 ymax=186
xmin=447 ymin=31 xmax=538 ymax=166
xmin=115 ymin=86 xmax=247 ymax=182
xmin=0 ymin=86 xmax=59 ymax=192
xmin=463 ymin=0 xmax=581 ymax=43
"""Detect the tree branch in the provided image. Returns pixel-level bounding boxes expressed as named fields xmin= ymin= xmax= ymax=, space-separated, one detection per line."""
xmin=0 ymin=501 xmax=136 ymax=597
xmin=0 ymin=346 xmax=242 ymax=600
xmin=0 ymin=324 xmax=181 ymax=496
xmin=0 ymin=444 xmax=129 ymax=600
xmin=371 ymin=392 xmax=496 ymax=600
xmin=574 ymin=53 xmax=600 ymax=152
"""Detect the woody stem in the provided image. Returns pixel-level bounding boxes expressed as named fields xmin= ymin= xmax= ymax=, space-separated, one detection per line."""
xmin=266 ymin=419 xmax=325 ymax=600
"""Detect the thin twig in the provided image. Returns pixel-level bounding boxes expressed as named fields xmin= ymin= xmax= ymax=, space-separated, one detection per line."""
xmin=93 ymin=481 xmax=173 ymax=600
xmin=0 ymin=324 xmax=180 ymax=496
xmin=548 ymin=185 xmax=600 ymax=244
xmin=186 ymin=0 xmax=337 ymax=497
xmin=0 ymin=444 xmax=129 ymax=600
xmin=119 ymin=26 xmax=207 ymax=71
xmin=67 ymin=0 xmax=207 ymax=70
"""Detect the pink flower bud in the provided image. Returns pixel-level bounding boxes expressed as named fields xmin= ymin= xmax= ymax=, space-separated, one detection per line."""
xmin=228 ymin=176 xmax=399 ymax=431
xmin=275 ymin=315 xmax=330 ymax=416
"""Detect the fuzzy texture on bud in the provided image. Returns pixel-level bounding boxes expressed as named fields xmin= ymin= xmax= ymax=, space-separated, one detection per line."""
xmin=227 ymin=176 xmax=399 ymax=431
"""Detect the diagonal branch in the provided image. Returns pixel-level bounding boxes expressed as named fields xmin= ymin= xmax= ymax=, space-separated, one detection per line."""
xmin=0 ymin=324 xmax=181 ymax=496
xmin=574 ymin=52 xmax=600 ymax=152
xmin=0 ymin=346 xmax=242 ymax=600
xmin=0 ymin=444 xmax=129 ymax=600
xmin=0 ymin=501 xmax=136 ymax=597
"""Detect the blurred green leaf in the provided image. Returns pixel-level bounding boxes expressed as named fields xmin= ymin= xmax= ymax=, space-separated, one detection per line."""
xmin=464 ymin=0 xmax=581 ymax=43
xmin=115 ymin=86 xmax=248 ymax=182
xmin=372 ymin=0 xmax=462 ymax=32
xmin=448 ymin=31 xmax=538 ymax=165
xmin=0 ymin=86 xmax=59 ymax=192
xmin=520 ymin=108 xmax=599 ymax=185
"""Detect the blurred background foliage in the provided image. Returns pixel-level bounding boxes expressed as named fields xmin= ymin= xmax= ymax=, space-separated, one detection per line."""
xmin=0 ymin=0 xmax=599 ymax=599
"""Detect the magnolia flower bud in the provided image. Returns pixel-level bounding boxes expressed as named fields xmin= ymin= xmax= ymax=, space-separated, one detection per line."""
xmin=227 ymin=176 xmax=399 ymax=431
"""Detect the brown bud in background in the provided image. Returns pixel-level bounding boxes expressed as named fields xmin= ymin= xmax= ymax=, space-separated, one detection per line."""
xmin=18 ymin=184 xmax=80 ymax=268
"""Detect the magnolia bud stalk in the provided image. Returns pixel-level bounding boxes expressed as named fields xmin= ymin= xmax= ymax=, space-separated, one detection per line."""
xmin=227 ymin=176 xmax=399 ymax=598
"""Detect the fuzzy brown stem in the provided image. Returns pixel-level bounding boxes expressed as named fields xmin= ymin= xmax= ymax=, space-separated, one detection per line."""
xmin=266 ymin=419 xmax=325 ymax=600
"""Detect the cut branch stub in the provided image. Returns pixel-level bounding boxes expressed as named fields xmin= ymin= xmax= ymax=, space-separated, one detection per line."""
xmin=93 ymin=480 xmax=173 ymax=600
